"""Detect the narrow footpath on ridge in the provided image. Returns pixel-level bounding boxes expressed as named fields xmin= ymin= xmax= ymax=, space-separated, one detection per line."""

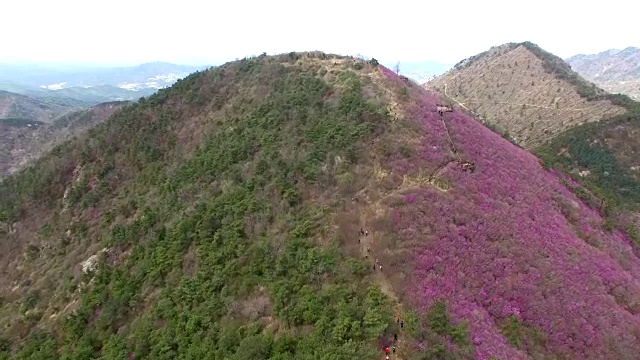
xmin=357 ymin=207 xmax=407 ymax=360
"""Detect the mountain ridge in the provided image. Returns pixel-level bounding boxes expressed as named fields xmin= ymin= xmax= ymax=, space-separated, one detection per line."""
xmin=0 ymin=90 xmax=82 ymax=123
xmin=0 ymin=62 xmax=210 ymax=104
xmin=566 ymin=47 xmax=640 ymax=100
xmin=1 ymin=52 xmax=640 ymax=359
xmin=426 ymin=41 xmax=628 ymax=149
xmin=0 ymin=101 xmax=127 ymax=178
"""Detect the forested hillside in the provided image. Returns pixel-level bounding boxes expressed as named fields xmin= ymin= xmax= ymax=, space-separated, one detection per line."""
xmin=0 ymin=102 xmax=126 ymax=177
xmin=0 ymin=90 xmax=82 ymax=124
xmin=1 ymin=52 xmax=640 ymax=360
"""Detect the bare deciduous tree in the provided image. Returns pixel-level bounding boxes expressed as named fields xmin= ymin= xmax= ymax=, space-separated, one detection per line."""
xmin=355 ymin=53 xmax=368 ymax=61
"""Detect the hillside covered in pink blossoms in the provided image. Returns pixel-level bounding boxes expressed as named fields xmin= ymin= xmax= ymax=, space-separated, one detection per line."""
xmin=380 ymin=66 xmax=640 ymax=359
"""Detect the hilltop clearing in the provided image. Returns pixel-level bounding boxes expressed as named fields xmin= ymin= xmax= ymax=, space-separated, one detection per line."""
xmin=567 ymin=47 xmax=640 ymax=100
xmin=1 ymin=52 xmax=639 ymax=360
xmin=0 ymin=101 xmax=127 ymax=177
xmin=426 ymin=42 xmax=627 ymax=149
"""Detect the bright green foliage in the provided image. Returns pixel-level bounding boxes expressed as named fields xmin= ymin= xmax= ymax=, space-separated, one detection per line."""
xmin=497 ymin=315 xmax=549 ymax=358
xmin=404 ymin=300 xmax=473 ymax=360
xmin=535 ymin=115 xmax=640 ymax=211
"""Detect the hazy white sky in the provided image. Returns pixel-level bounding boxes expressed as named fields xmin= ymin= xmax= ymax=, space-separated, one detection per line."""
xmin=2 ymin=0 xmax=638 ymax=66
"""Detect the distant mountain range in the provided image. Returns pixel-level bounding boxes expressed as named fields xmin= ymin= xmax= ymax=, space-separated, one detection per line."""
xmin=382 ymin=60 xmax=453 ymax=83
xmin=0 ymin=61 xmax=209 ymax=175
xmin=0 ymin=101 xmax=127 ymax=177
xmin=0 ymin=62 xmax=210 ymax=104
xmin=0 ymin=59 xmax=452 ymax=104
xmin=566 ymin=47 xmax=640 ymax=100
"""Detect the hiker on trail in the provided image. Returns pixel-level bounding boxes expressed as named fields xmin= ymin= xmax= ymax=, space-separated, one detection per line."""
xmin=394 ymin=333 xmax=398 ymax=341
xmin=461 ymin=161 xmax=476 ymax=173
xmin=385 ymin=347 xmax=390 ymax=355
xmin=393 ymin=346 xmax=396 ymax=353
xmin=360 ymin=228 xmax=364 ymax=235
xmin=397 ymin=318 xmax=400 ymax=324
xmin=379 ymin=265 xmax=382 ymax=270
xmin=365 ymin=230 xmax=369 ymax=236
xmin=400 ymin=320 xmax=404 ymax=328
xmin=367 ymin=247 xmax=371 ymax=253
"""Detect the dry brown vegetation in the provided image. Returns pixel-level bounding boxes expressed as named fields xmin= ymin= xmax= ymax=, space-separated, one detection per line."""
xmin=0 ymin=102 xmax=126 ymax=177
xmin=426 ymin=44 xmax=627 ymax=149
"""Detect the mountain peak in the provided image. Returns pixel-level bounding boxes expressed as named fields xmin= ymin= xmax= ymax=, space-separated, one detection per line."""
xmin=427 ymin=42 xmax=627 ymax=148
xmin=1 ymin=51 xmax=640 ymax=359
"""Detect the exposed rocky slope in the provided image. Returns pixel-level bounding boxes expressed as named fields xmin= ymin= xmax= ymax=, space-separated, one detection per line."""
xmin=1 ymin=52 xmax=639 ymax=360
xmin=567 ymin=47 xmax=640 ymax=100
xmin=426 ymin=42 xmax=627 ymax=149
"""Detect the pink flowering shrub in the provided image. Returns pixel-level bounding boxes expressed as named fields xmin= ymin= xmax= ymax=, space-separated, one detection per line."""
xmin=379 ymin=65 xmax=398 ymax=80
xmin=385 ymin=86 xmax=640 ymax=359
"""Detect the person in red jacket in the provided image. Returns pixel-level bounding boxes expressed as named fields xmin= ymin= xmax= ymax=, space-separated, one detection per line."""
xmin=385 ymin=346 xmax=390 ymax=355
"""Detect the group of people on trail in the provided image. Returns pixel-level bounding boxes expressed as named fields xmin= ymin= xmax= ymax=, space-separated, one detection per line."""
xmin=436 ymin=104 xmax=453 ymax=116
xmin=384 ymin=345 xmax=396 ymax=359
xmin=383 ymin=319 xmax=404 ymax=358
xmin=356 ymin=217 xmax=405 ymax=359
xmin=359 ymin=227 xmax=380 ymax=270
xmin=460 ymin=161 xmax=476 ymax=173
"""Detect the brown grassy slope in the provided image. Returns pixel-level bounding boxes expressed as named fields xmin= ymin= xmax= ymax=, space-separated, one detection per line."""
xmin=426 ymin=43 xmax=627 ymax=149
xmin=0 ymin=90 xmax=80 ymax=123
xmin=0 ymin=102 xmax=126 ymax=177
